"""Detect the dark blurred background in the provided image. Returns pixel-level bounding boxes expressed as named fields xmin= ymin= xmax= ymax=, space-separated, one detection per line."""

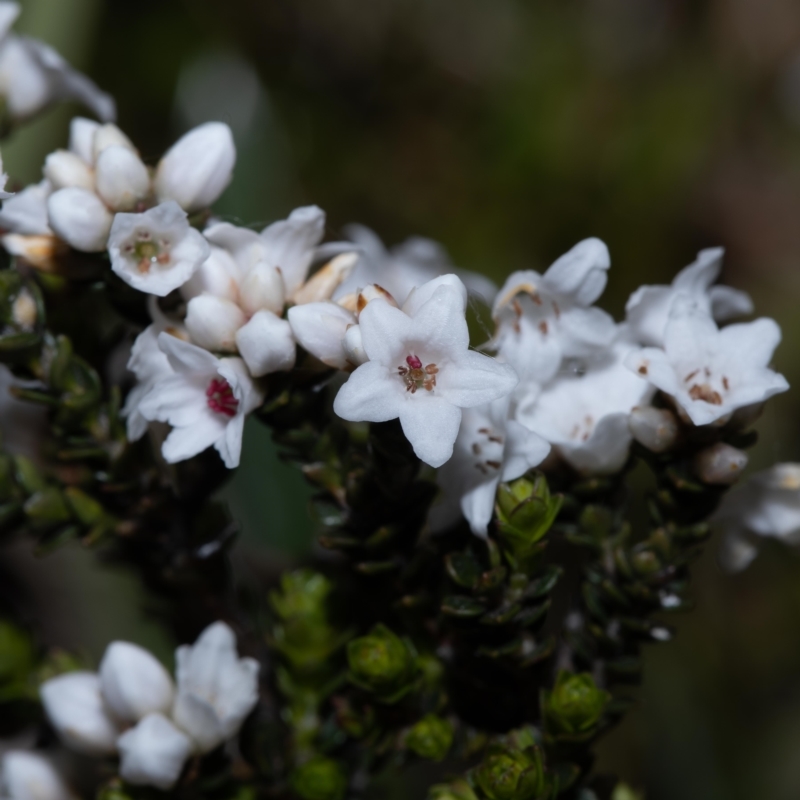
xmin=6 ymin=0 xmax=800 ymax=797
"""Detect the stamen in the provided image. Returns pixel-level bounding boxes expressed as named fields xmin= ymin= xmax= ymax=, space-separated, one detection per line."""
xmin=399 ymin=356 xmax=438 ymax=393
xmin=206 ymin=378 xmax=239 ymax=417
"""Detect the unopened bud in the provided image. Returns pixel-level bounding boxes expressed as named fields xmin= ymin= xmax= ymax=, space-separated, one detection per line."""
xmin=270 ymin=569 xmax=332 ymax=620
xmin=235 ymin=310 xmax=296 ymax=377
xmin=93 ymin=124 xmax=137 ymax=161
xmin=95 ymin=146 xmax=150 ymax=212
xmin=47 ymin=188 xmax=113 ymax=252
xmin=629 ymin=406 xmax=678 ymax=453
xmin=43 ymin=150 xmax=95 ymax=191
xmin=542 ymin=670 xmax=610 ymax=739
xmin=287 ymin=301 xmax=355 ymax=370
xmin=11 ymin=289 xmax=37 ymax=330
xmin=343 ymin=324 xmax=367 ymax=367
xmin=496 ymin=475 xmax=562 ymax=555
xmin=290 ymin=757 xmax=347 ymax=800
xmin=185 ymin=295 xmax=245 ymax=353
xmin=694 ymin=443 xmax=748 ymax=485
xmin=1 ymin=751 xmax=72 ymax=800
xmin=239 ymin=262 xmax=285 ymax=316
xmin=406 ymin=714 xmax=453 ymax=761
xmin=99 ymin=641 xmax=174 ymax=723
xmin=180 ymin=247 xmax=240 ymax=303
xmin=474 ymin=747 xmax=547 ymax=800
xmin=69 ymin=117 xmax=100 ymax=164
xmin=347 ymin=624 xmax=417 ymax=700
xmin=356 ymin=283 xmax=397 ymax=315
xmin=155 ymin=122 xmax=236 ymax=212
xmin=292 ymin=252 xmax=358 ymax=305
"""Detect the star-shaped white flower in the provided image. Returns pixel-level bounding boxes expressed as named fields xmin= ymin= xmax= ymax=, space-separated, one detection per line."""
xmin=625 ymin=247 xmax=753 ymax=347
xmin=434 ymin=397 xmax=550 ymax=536
xmin=491 ymin=238 xmax=616 ymax=386
xmin=138 ymin=334 xmax=263 ymax=468
xmin=625 ymin=298 xmax=788 ymax=427
xmin=333 ymin=277 xmax=518 ymax=467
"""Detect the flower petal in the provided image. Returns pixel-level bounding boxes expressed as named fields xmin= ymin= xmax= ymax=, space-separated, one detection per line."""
xmin=333 ymin=360 xmax=403 ymax=423
xmin=398 ymin=397 xmax=461 ymax=467
xmin=437 ymin=350 xmax=518 ymax=408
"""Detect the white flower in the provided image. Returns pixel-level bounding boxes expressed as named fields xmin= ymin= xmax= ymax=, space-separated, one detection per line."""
xmin=0 ymin=751 xmax=72 ymax=800
xmin=138 ymin=334 xmax=263 ymax=468
xmin=108 ymin=201 xmax=210 ymax=296
xmin=491 ymin=238 xmax=616 ymax=386
xmin=172 ymin=622 xmax=260 ymax=754
xmin=46 ymin=187 xmax=112 ymax=252
xmin=0 ymin=7 xmax=115 ymax=122
xmin=39 ymin=672 xmax=119 ymax=756
xmin=99 ymin=641 xmax=175 ymax=724
xmin=712 ymin=464 xmax=800 ymax=572
xmin=0 ymin=180 xmax=52 ymax=235
xmin=516 ymin=334 xmax=655 ymax=475
xmin=333 ymin=276 xmax=518 ymax=467
xmin=434 ymin=398 xmax=550 ymax=536
xmin=333 ymin=225 xmax=496 ymax=307
xmin=287 ymin=301 xmax=356 ymax=370
xmin=626 ymin=247 xmax=753 ymax=347
xmin=154 ymin=122 xmax=235 ymax=213
xmin=625 ymin=299 xmax=789 ymax=427
xmin=117 ymin=714 xmax=192 ymax=791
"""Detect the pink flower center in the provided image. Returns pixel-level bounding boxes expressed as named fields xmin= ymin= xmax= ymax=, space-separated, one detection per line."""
xmin=397 ymin=354 xmax=438 ymax=394
xmin=206 ymin=378 xmax=239 ymax=417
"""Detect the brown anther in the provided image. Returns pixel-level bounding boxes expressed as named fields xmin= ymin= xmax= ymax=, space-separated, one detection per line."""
xmin=722 ymin=376 xmax=730 ymax=391
xmin=539 ymin=321 xmax=548 ymax=335
xmin=486 ymin=460 xmax=502 ymax=469
xmin=638 ymin=361 xmax=649 ymax=376
xmin=425 ymin=364 xmax=438 ymax=375
xmin=689 ymin=383 xmax=723 ymax=405
xmin=552 ymin=301 xmax=561 ymax=319
xmin=472 ymin=443 xmax=482 ymax=455
xmin=137 ymin=258 xmax=151 ymax=274
xmin=684 ymin=369 xmax=699 ymax=383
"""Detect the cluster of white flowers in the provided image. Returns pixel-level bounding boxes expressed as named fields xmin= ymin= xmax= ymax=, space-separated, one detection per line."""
xmin=38 ymin=622 xmax=258 ymax=790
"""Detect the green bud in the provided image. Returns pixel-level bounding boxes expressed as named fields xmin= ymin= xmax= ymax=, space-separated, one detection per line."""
xmin=96 ymin=779 xmax=135 ymax=800
xmin=347 ymin=624 xmax=416 ymax=701
xmin=290 ymin=757 xmax=347 ymax=800
xmin=271 ymin=570 xmax=332 ymax=621
xmin=611 ymin=783 xmax=643 ymax=800
xmin=430 ymin=779 xmax=479 ymax=800
xmin=496 ymin=476 xmax=561 ymax=559
xmin=406 ymin=714 xmax=454 ymax=761
xmin=542 ymin=671 xmax=611 ymax=739
xmin=474 ymin=746 xmax=547 ymax=800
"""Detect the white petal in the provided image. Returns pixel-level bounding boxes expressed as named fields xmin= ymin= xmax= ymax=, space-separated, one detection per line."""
xmin=47 ymin=188 xmax=112 ymax=252
xmin=557 ymin=306 xmax=616 ymax=358
xmin=709 ymin=285 xmax=753 ymax=321
xmin=717 ymin=317 xmax=782 ymax=370
xmin=437 ymin=350 xmax=518 ymax=408
xmin=559 ymin=413 xmax=633 ymax=475
xmin=402 ymin=274 xmax=468 ymax=317
xmin=542 ymin=237 xmax=610 ymax=305
xmin=0 ymin=180 xmax=52 ymax=235
xmin=161 ymin=414 xmax=226 ymax=464
xmin=333 ymin=360 xmax=403 ymax=423
xmin=398 ymin=397 xmax=462 ymax=467
xmin=117 ymin=713 xmax=192 ymax=790
xmin=40 ymin=672 xmax=119 ymax=756
xmin=172 ymin=691 xmax=225 ymax=754
xmin=158 ymin=332 xmax=220 ymax=376
xmin=69 ymin=117 xmax=100 ymax=164
xmin=1 ymin=751 xmax=71 ymax=800
xmin=99 ymin=641 xmax=174 ymax=723
xmin=235 ymin=310 xmax=296 ymax=377
xmin=501 ymin=420 xmax=550 ymax=481
xmin=461 ymin=479 xmax=500 ymax=537
xmin=357 ymin=299 xmax=414 ymax=365
xmin=409 ymin=284 xmax=471 ymax=358
xmin=287 ymin=301 xmax=354 ymax=369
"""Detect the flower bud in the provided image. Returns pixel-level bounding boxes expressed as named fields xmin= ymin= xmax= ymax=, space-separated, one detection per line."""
xmin=628 ymin=406 xmax=679 ymax=453
xmin=496 ymin=475 xmax=562 ymax=557
xmin=406 ymin=714 xmax=453 ymax=761
xmin=542 ymin=670 xmax=610 ymax=739
xmin=694 ymin=443 xmax=748 ymax=485
xmin=292 ymin=252 xmax=358 ymax=305
xmin=356 ymin=283 xmax=397 ymax=315
xmin=116 ymin=713 xmax=192 ymax=790
xmin=270 ymin=569 xmax=332 ymax=620
xmin=235 ymin=310 xmax=296 ymax=377
xmin=40 ymin=672 xmax=120 ymax=756
xmin=43 ymin=150 xmax=94 ymax=191
xmin=155 ymin=122 xmax=235 ymax=212
xmin=180 ymin=246 xmax=240 ymax=302
xmin=69 ymin=117 xmax=100 ymax=164
xmin=47 ymin=188 xmax=113 ymax=252
xmin=347 ymin=624 xmax=417 ymax=701
xmin=99 ymin=641 xmax=174 ymax=723
xmin=11 ymin=288 xmax=37 ymax=330
xmin=474 ymin=747 xmax=547 ymax=800
xmin=95 ymin=146 xmax=150 ymax=212
xmin=342 ymin=324 xmax=367 ymax=367
xmin=185 ymin=295 xmax=246 ymax=353
xmin=239 ymin=261 xmax=285 ymax=316
xmin=1 ymin=751 xmax=72 ymax=800
xmin=287 ymin=301 xmax=355 ymax=370
xmin=93 ymin=124 xmax=136 ymax=161
xmin=290 ymin=757 xmax=348 ymax=800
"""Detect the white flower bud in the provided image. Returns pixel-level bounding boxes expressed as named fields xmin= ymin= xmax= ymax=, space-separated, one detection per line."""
xmin=343 ymin=323 xmax=367 ymax=366
xmin=95 ymin=146 xmax=150 ymax=212
xmin=40 ymin=672 xmax=119 ymax=756
xmin=694 ymin=443 xmax=748 ymax=485
xmin=117 ymin=713 xmax=193 ymax=790
xmin=239 ymin=262 xmax=285 ymax=316
xmin=1 ymin=751 xmax=72 ymax=800
xmin=92 ymin=123 xmax=136 ymax=161
xmin=287 ymin=301 xmax=355 ymax=370
xmin=180 ymin=246 xmax=240 ymax=303
xmin=292 ymin=251 xmax=358 ymax=305
xmin=43 ymin=150 xmax=94 ymax=192
xmin=235 ymin=310 xmax=296 ymax=377
xmin=99 ymin=641 xmax=175 ymax=723
xmin=69 ymin=117 xmax=100 ymax=164
xmin=11 ymin=288 xmax=37 ymax=330
xmin=356 ymin=283 xmax=397 ymax=316
xmin=628 ymin=406 xmax=679 ymax=453
xmin=47 ymin=188 xmax=113 ymax=252
xmin=185 ymin=295 xmax=245 ymax=352
xmin=155 ymin=122 xmax=236 ymax=213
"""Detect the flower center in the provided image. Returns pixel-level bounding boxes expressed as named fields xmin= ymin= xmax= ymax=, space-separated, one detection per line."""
xmin=684 ymin=367 xmax=728 ymax=406
xmin=397 ymin=354 xmax=438 ymax=394
xmin=122 ymin=230 xmax=173 ymax=274
xmin=206 ymin=378 xmax=239 ymax=417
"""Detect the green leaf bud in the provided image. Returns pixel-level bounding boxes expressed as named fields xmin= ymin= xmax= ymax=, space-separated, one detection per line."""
xmin=474 ymin=746 xmax=547 ymax=800
xmin=406 ymin=714 xmax=454 ymax=761
xmin=290 ymin=756 xmax=347 ymax=800
xmin=542 ymin=671 xmax=611 ymax=738
xmin=496 ymin=475 xmax=561 ymax=558
xmin=271 ymin=569 xmax=333 ymax=621
xmin=347 ymin=624 xmax=416 ymax=701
